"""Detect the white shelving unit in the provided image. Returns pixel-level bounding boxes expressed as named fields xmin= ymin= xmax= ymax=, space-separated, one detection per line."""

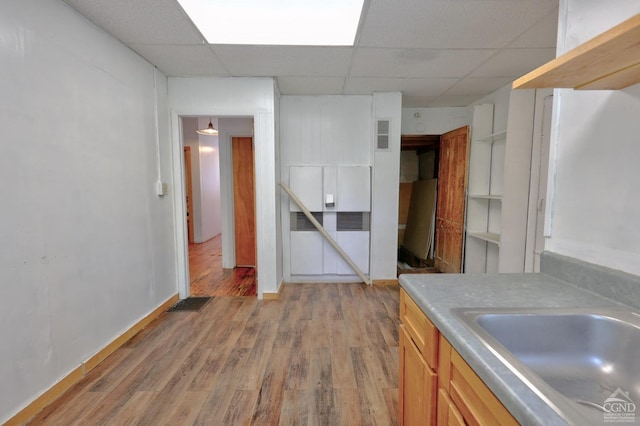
xmin=465 ymin=104 xmax=505 ymax=273
xmin=466 ymin=231 xmax=500 ymax=245
xmin=468 ymin=194 xmax=502 ymax=200
xmin=475 ymin=130 xmax=507 ymax=144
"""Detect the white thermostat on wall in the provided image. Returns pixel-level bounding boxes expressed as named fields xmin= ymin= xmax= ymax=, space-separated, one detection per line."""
xmin=325 ymin=194 xmax=335 ymax=207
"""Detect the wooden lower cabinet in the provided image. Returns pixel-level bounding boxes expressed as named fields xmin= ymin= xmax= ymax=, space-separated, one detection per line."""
xmin=399 ymin=289 xmax=519 ymax=426
xmin=399 ymin=325 xmax=437 ymax=425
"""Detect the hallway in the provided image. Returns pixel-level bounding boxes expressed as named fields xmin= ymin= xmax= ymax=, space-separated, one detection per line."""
xmin=189 ymin=235 xmax=257 ymax=297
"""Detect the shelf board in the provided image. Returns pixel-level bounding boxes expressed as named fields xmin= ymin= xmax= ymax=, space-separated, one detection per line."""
xmin=467 ymin=232 xmax=500 ymax=245
xmin=474 ymin=130 xmax=507 ymax=143
xmin=513 ymin=13 xmax=640 ymax=90
xmin=468 ymin=194 xmax=502 ymax=200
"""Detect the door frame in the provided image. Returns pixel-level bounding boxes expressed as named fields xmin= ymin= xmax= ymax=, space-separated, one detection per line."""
xmin=171 ymin=113 xmax=262 ymax=299
xmin=524 ymin=90 xmax=553 ymax=272
xmin=183 ymin=146 xmax=194 ymax=244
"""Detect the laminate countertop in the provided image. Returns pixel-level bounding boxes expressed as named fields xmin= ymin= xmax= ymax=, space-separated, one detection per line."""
xmin=399 ymin=272 xmax=633 ymax=426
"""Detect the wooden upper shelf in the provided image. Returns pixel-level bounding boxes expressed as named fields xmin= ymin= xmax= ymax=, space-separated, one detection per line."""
xmin=513 ymin=13 xmax=640 ymax=90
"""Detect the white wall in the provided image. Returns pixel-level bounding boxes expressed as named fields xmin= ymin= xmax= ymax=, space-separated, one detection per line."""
xmin=402 ymin=107 xmax=470 ymax=135
xmin=280 ymin=96 xmax=373 ymax=167
xmin=196 ymin=117 xmax=222 ymax=241
xmin=279 ymin=94 xmax=402 ymax=282
xmin=0 ymin=0 xmax=176 ymax=422
xmin=499 ymin=90 xmax=536 ymax=272
xmin=371 ymin=92 xmax=403 ymax=280
xmin=168 ymin=77 xmax=278 ymax=298
xmin=279 ymin=96 xmax=373 ymax=281
xmin=545 ymin=1 xmax=640 ymax=276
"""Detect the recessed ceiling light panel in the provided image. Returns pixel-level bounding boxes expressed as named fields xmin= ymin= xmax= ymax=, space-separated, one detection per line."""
xmin=178 ymin=0 xmax=365 ymax=46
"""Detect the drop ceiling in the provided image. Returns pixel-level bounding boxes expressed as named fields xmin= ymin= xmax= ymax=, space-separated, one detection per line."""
xmin=63 ymin=0 xmax=558 ymax=107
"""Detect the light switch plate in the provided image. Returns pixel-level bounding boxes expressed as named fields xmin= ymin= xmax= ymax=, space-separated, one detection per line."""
xmin=156 ymin=181 xmax=169 ymax=196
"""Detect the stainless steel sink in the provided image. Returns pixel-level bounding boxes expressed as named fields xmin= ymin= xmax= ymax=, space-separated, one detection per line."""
xmin=452 ymin=307 xmax=640 ymax=424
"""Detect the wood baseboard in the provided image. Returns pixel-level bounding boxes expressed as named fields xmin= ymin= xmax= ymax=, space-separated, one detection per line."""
xmin=5 ymin=294 xmax=179 ymax=426
xmin=262 ymin=281 xmax=284 ymax=300
xmin=373 ymin=279 xmax=399 ymax=286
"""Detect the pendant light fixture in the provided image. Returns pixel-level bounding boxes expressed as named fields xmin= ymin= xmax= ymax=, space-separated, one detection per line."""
xmin=196 ymin=118 xmax=219 ymax=136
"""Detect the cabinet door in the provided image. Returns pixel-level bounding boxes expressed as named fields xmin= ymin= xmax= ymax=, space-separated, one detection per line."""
xmin=437 ymin=390 xmax=465 ymax=426
xmin=337 ymin=166 xmax=371 ymax=211
xmin=439 ymin=336 xmax=518 ymax=426
xmin=335 ymin=231 xmax=369 ymax=274
xmin=290 ymin=166 xmax=323 ymax=212
xmin=290 ymin=231 xmax=323 ymax=275
xmin=399 ymin=326 xmax=437 ymax=426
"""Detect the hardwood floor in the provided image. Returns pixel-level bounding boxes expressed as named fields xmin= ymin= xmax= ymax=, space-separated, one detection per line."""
xmin=189 ymin=235 xmax=257 ymax=297
xmin=29 ymin=283 xmax=400 ymax=425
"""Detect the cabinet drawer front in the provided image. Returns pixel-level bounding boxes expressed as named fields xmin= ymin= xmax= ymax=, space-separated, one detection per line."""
xmin=400 ymin=289 xmax=439 ymax=368
xmin=448 ymin=350 xmax=518 ymax=426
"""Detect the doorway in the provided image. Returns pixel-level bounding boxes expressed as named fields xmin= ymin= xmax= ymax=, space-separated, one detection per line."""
xmin=181 ymin=117 xmax=257 ymax=297
xmin=397 ymin=126 xmax=470 ymax=274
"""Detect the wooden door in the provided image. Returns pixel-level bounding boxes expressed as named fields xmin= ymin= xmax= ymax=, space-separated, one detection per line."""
xmin=435 ymin=126 xmax=470 ymax=273
xmin=232 ymin=137 xmax=256 ymax=267
xmin=184 ymin=146 xmax=194 ymax=244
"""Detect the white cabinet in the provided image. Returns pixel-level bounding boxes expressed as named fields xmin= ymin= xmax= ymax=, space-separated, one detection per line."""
xmin=290 ymin=166 xmax=370 ymax=212
xmin=336 ymin=231 xmax=370 ymax=274
xmin=288 ymin=165 xmax=371 ymax=277
xmin=336 ymin=166 xmax=371 ymax=211
xmin=289 ymin=166 xmax=323 ymax=212
xmin=290 ymin=231 xmax=324 ymax=275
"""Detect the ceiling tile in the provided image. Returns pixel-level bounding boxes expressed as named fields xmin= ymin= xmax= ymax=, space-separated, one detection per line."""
xmin=350 ymin=48 xmax=497 ymax=78
xmin=62 ymin=0 xmax=561 ymax=107
xmin=213 ymin=46 xmax=353 ymax=77
xmin=129 ymin=44 xmax=230 ymax=76
xmin=344 ymin=77 xmax=457 ymax=96
xmin=470 ymin=48 xmax=556 ymax=78
xmin=402 ymin=96 xmax=439 ymax=107
xmin=64 ymin=0 xmax=204 ymax=44
xmin=427 ymin=95 xmax=483 ymax=107
xmin=359 ymin=0 xmax=558 ymax=48
xmin=443 ymin=77 xmax=514 ymax=96
xmin=508 ymin=7 xmax=559 ymax=48
xmin=277 ymin=77 xmax=345 ymax=95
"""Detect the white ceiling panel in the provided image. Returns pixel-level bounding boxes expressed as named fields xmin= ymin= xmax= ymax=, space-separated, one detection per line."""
xmin=443 ymin=77 xmax=514 ymax=96
xmin=426 ymin=95 xmax=484 ymax=107
xmin=470 ymin=48 xmax=556 ymax=78
xmin=277 ymin=77 xmax=346 ymax=95
xmin=508 ymin=8 xmax=559 ymax=48
xmin=350 ymin=48 xmax=497 ymax=78
xmin=64 ymin=0 xmax=204 ymax=44
xmin=359 ymin=0 xmax=558 ymax=49
xmin=63 ymin=0 xmax=560 ymax=107
xmin=213 ymin=46 xmax=353 ymax=76
xmin=402 ymin=95 xmax=439 ymax=108
xmin=344 ymin=77 xmax=457 ymax=96
xmin=129 ymin=44 xmax=230 ymax=77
